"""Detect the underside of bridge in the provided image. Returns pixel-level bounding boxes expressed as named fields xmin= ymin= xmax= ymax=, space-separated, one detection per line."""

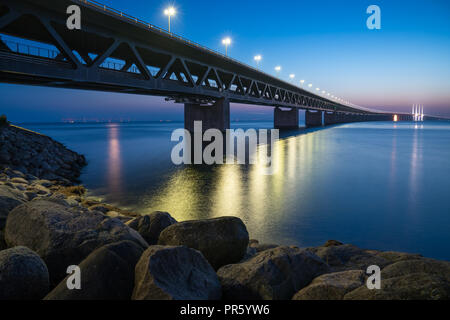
xmin=0 ymin=0 xmax=413 ymax=131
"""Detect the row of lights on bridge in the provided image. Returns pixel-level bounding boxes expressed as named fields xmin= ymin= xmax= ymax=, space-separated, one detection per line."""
xmin=163 ymin=6 xmax=355 ymax=108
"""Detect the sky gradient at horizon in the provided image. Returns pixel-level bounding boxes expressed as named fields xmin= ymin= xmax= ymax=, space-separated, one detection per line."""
xmin=1 ymin=0 xmax=449 ymax=122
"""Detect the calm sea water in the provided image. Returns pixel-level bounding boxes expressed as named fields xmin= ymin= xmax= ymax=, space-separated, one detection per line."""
xmin=21 ymin=121 xmax=450 ymax=260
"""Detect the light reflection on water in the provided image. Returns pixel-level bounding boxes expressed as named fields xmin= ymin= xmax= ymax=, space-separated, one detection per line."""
xmin=22 ymin=121 xmax=450 ymax=260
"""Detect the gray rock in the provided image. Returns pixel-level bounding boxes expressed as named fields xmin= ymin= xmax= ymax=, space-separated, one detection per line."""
xmin=0 ymin=230 xmax=6 ymax=250
xmin=344 ymin=258 xmax=450 ymax=300
xmin=127 ymin=211 xmax=177 ymax=245
xmin=24 ymin=191 xmax=38 ymax=201
xmin=45 ymin=241 xmax=144 ymax=300
xmin=344 ymin=273 xmax=450 ymax=300
xmin=293 ymin=270 xmax=365 ymax=300
xmin=249 ymin=242 xmax=279 ymax=253
xmin=0 ymin=246 xmax=49 ymax=300
xmin=28 ymin=184 xmax=51 ymax=195
xmin=10 ymin=177 xmax=29 ymax=185
xmin=88 ymin=204 xmax=114 ymax=214
xmin=32 ymin=179 xmax=53 ymax=188
xmin=5 ymin=199 xmax=148 ymax=285
xmin=370 ymin=251 xmax=424 ymax=263
xmin=381 ymin=258 xmax=450 ymax=282
xmin=309 ymin=244 xmax=391 ymax=272
xmin=323 ymin=240 xmax=344 ymax=247
xmin=0 ymin=185 xmax=25 ymax=229
xmin=217 ymin=246 xmax=330 ymax=300
xmin=158 ymin=217 xmax=249 ymax=269
xmin=132 ymin=245 xmax=221 ymax=300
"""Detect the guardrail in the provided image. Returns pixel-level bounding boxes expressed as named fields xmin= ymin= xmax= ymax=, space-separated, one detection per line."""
xmin=0 ymin=37 xmax=60 ymax=59
xmin=0 ymin=36 xmax=140 ymax=73
xmin=73 ymin=0 xmax=358 ymax=109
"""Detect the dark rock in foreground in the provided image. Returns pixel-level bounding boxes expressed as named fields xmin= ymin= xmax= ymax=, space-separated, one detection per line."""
xmin=127 ymin=211 xmax=177 ymax=245
xmin=5 ymin=199 xmax=148 ymax=285
xmin=0 ymin=246 xmax=49 ymax=300
xmin=132 ymin=245 xmax=221 ymax=300
xmin=217 ymin=246 xmax=330 ymax=300
xmin=158 ymin=217 xmax=249 ymax=269
xmin=0 ymin=184 xmax=26 ymax=229
xmin=309 ymin=244 xmax=391 ymax=272
xmin=45 ymin=241 xmax=144 ymax=300
xmin=344 ymin=258 xmax=450 ymax=300
xmin=293 ymin=270 xmax=365 ymax=300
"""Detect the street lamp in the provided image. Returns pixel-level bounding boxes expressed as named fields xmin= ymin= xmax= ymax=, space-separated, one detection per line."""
xmin=254 ymin=55 xmax=262 ymax=68
xmin=164 ymin=6 xmax=176 ymax=33
xmin=300 ymin=80 xmax=305 ymax=86
xmin=289 ymin=74 xmax=295 ymax=82
xmin=308 ymin=84 xmax=313 ymax=88
xmin=275 ymin=66 xmax=281 ymax=76
xmin=222 ymin=37 xmax=231 ymax=56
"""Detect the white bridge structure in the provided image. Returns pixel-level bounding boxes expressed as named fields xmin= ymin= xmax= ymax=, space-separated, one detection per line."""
xmin=412 ymin=104 xmax=424 ymax=122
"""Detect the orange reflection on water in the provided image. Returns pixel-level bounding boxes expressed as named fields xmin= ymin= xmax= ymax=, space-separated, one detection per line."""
xmin=107 ymin=124 xmax=122 ymax=196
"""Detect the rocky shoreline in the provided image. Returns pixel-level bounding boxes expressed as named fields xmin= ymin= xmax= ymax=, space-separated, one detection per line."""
xmin=0 ymin=124 xmax=449 ymax=300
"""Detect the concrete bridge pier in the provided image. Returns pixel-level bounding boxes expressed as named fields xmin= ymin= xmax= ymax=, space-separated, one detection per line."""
xmin=184 ymin=98 xmax=230 ymax=132
xmin=324 ymin=112 xmax=337 ymax=125
xmin=305 ymin=110 xmax=323 ymax=127
xmin=274 ymin=107 xmax=299 ymax=129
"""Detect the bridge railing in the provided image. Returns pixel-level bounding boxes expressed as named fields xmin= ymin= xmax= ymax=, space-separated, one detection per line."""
xmin=74 ymin=1 xmax=342 ymax=104
xmin=0 ymin=36 xmax=60 ymax=59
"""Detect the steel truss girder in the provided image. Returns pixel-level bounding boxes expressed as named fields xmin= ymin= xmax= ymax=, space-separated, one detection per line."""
xmin=0 ymin=0 xmax=367 ymax=114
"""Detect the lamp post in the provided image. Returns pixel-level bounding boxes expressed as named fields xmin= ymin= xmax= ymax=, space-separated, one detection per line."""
xmin=275 ymin=66 xmax=281 ymax=77
xmin=289 ymin=74 xmax=295 ymax=83
xmin=254 ymin=55 xmax=262 ymax=68
xmin=222 ymin=37 xmax=231 ymax=56
xmin=164 ymin=7 xmax=176 ymax=33
xmin=300 ymin=80 xmax=305 ymax=86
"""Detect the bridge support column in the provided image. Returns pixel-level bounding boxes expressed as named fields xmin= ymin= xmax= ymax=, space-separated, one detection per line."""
xmin=305 ymin=110 xmax=323 ymax=127
xmin=184 ymin=98 xmax=230 ymax=132
xmin=274 ymin=107 xmax=299 ymax=129
xmin=324 ymin=112 xmax=337 ymax=125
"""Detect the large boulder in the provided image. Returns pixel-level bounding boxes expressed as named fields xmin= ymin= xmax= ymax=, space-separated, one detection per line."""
xmin=344 ymin=273 xmax=450 ymax=300
xmin=158 ymin=217 xmax=249 ymax=269
xmin=292 ymin=270 xmax=365 ymax=300
xmin=217 ymin=246 xmax=330 ymax=300
xmin=344 ymin=258 xmax=450 ymax=300
xmin=0 ymin=230 xmax=6 ymax=250
xmin=0 ymin=246 xmax=50 ymax=300
xmin=5 ymin=199 xmax=148 ymax=285
xmin=132 ymin=245 xmax=221 ymax=300
xmin=381 ymin=258 xmax=450 ymax=281
xmin=0 ymin=185 xmax=25 ymax=229
xmin=309 ymin=244 xmax=391 ymax=272
xmin=45 ymin=241 xmax=144 ymax=300
xmin=127 ymin=211 xmax=177 ymax=245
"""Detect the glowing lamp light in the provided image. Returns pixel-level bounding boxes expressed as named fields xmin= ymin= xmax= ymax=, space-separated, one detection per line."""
xmin=164 ymin=7 xmax=176 ymax=33
xmin=222 ymin=37 xmax=232 ymax=56
xmin=394 ymin=115 xmax=398 ymax=122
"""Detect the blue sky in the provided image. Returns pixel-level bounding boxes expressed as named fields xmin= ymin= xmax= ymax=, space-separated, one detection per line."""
xmin=1 ymin=0 xmax=449 ymax=122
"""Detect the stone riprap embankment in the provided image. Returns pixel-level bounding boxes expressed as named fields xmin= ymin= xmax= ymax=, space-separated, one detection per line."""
xmin=0 ymin=123 xmax=449 ymax=300
xmin=0 ymin=124 xmax=86 ymax=183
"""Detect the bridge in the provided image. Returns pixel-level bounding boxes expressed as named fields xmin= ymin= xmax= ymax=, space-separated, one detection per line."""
xmin=0 ymin=0 xmax=414 ymax=130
